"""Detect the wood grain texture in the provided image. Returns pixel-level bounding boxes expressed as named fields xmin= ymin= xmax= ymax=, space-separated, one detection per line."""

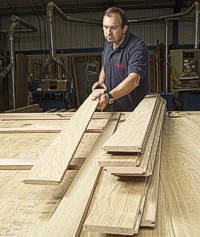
xmin=140 ymin=136 xmax=161 ymax=227
xmin=160 ymin=131 xmax=200 ymax=237
xmin=98 ymin=152 xmax=140 ymax=168
xmin=24 ymin=89 xmax=104 ymax=184
xmin=0 ymin=112 xmax=112 ymax=121
xmin=80 ymin=159 xmax=175 ymax=237
xmin=0 ymin=170 xmax=77 ymax=237
xmin=40 ymin=113 xmax=120 ymax=237
xmin=83 ymin=172 xmax=148 ymax=235
xmin=104 ymin=100 xmax=165 ymax=176
xmin=103 ymin=96 xmax=159 ymax=153
xmin=4 ymin=104 xmax=40 ymax=113
xmin=0 ymin=158 xmax=37 ymax=170
xmin=0 ymin=119 xmax=108 ymax=134
xmin=135 ymin=181 xmax=176 ymax=237
xmin=164 ymin=116 xmax=200 ymax=191
xmin=0 ymin=158 xmax=85 ymax=170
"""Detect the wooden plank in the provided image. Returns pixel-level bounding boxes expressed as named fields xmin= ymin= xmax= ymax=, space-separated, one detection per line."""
xmin=80 ymin=165 xmax=174 ymax=237
xmin=0 ymin=112 xmax=112 ymax=121
xmin=72 ymin=56 xmax=81 ymax=107
xmin=104 ymin=100 xmax=165 ymax=176
xmin=0 ymin=126 xmax=103 ymax=134
xmin=0 ymin=158 xmax=37 ymax=170
xmin=0 ymin=133 xmax=99 ymax=161
xmin=98 ymin=152 xmax=140 ymax=168
xmin=140 ymin=136 xmax=161 ymax=227
xmin=0 ymin=118 xmax=108 ymax=134
xmin=15 ymin=54 xmax=29 ymax=108
xmin=103 ymin=96 xmax=159 ymax=153
xmin=39 ymin=113 xmax=120 ymax=237
xmin=84 ymin=170 xmax=148 ymax=235
xmin=4 ymin=104 xmax=40 ymax=113
xmin=134 ymin=182 xmax=176 ymax=237
xmin=24 ymin=89 xmax=104 ymax=184
xmin=0 ymin=158 xmax=84 ymax=170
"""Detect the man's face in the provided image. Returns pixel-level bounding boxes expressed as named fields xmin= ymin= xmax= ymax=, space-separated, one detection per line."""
xmin=103 ymin=13 xmax=127 ymax=45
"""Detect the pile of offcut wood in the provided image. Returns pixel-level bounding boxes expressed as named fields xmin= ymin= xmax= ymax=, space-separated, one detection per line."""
xmin=30 ymin=93 xmax=165 ymax=236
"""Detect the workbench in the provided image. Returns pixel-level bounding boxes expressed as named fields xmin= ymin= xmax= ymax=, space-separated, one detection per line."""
xmin=0 ymin=111 xmax=200 ymax=236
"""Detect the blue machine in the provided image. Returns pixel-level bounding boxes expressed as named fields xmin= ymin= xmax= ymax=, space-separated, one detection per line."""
xmin=28 ymin=79 xmax=74 ymax=112
xmin=160 ymin=89 xmax=200 ymax=111
xmin=177 ymin=89 xmax=200 ymax=111
xmin=160 ymin=92 xmax=174 ymax=111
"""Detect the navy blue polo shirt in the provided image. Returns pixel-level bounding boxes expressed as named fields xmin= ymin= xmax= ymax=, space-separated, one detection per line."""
xmin=103 ymin=30 xmax=149 ymax=112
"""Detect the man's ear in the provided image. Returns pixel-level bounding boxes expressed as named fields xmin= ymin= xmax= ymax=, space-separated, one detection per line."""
xmin=122 ymin=25 xmax=128 ymax=34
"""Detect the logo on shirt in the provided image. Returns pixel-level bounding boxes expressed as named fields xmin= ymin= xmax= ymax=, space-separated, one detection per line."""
xmin=116 ymin=63 xmax=126 ymax=69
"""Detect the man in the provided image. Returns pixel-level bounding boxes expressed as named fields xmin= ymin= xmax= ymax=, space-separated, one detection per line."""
xmin=92 ymin=7 xmax=149 ymax=112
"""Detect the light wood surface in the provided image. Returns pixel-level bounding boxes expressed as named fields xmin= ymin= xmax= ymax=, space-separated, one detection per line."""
xmin=164 ymin=116 xmax=200 ymax=191
xmin=103 ymin=96 xmax=158 ymax=153
xmin=141 ymin=137 xmax=161 ymax=227
xmin=84 ymin=170 xmax=147 ymax=235
xmin=24 ymin=89 xmax=104 ymax=184
xmin=160 ymin=131 xmax=200 ymax=237
xmin=104 ymin=100 xmax=165 ymax=176
xmin=40 ymin=114 xmax=120 ymax=237
xmin=0 ymin=158 xmax=85 ymax=170
xmin=0 ymin=170 xmax=78 ymax=237
xmin=4 ymin=104 xmax=40 ymax=113
xmin=0 ymin=112 xmax=112 ymax=121
xmin=1 ymin=111 xmax=200 ymax=237
xmin=0 ymin=119 xmax=108 ymax=134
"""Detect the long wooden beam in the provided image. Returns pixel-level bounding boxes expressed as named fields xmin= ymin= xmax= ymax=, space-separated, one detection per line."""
xmin=4 ymin=104 xmax=40 ymax=113
xmin=24 ymin=89 xmax=104 ymax=184
xmin=103 ymin=96 xmax=159 ymax=153
xmin=140 ymin=136 xmax=161 ymax=227
xmin=39 ymin=113 xmax=120 ymax=237
xmin=0 ymin=127 xmax=102 ymax=134
xmin=0 ymin=158 xmax=85 ymax=170
xmin=0 ymin=112 xmax=112 ymax=121
xmin=105 ymin=100 xmax=165 ymax=176
xmin=83 ymin=169 xmax=148 ymax=235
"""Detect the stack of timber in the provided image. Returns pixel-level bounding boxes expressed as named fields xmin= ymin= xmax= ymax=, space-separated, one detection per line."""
xmin=1 ymin=94 xmax=200 ymax=237
xmin=100 ymin=94 xmax=166 ymax=176
xmin=83 ymin=95 xmax=166 ymax=235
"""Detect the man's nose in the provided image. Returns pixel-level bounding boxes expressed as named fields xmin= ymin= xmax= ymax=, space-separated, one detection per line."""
xmin=107 ymin=28 xmax=112 ymax=34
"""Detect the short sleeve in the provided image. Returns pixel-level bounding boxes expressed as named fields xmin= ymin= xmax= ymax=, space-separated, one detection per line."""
xmin=127 ymin=40 xmax=148 ymax=81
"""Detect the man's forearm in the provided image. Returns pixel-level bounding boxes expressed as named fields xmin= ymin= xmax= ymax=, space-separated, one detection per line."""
xmin=109 ymin=72 xmax=140 ymax=99
xmin=99 ymin=67 xmax=105 ymax=83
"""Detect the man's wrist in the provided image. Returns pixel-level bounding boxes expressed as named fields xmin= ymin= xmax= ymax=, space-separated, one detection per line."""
xmin=106 ymin=92 xmax=115 ymax=104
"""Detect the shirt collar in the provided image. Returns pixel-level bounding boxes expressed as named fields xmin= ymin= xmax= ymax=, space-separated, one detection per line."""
xmin=119 ymin=30 xmax=131 ymax=48
xmin=108 ymin=30 xmax=131 ymax=50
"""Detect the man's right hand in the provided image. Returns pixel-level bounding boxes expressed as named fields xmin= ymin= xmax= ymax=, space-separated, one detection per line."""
xmin=92 ymin=92 xmax=109 ymax=111
xmin=92 ymin=81 xmax=107 ymax=91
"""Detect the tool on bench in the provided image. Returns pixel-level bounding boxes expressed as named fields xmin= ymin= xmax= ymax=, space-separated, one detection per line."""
xmin=168 ymin=111 xmax=181 ymax=118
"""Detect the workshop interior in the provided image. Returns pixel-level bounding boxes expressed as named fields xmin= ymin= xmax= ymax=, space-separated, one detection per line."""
xmin=1 ymin=1 xmax=200 ymax=237
xmin=0 ymin=0 xmax=200 ymax=112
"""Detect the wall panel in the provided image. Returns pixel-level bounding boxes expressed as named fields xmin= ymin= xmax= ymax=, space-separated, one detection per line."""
xmin=0 ymin=7 xmax=197 ymax=52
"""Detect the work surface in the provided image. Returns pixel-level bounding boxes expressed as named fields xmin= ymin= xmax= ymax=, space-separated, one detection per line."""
xmin=0 ymin=111 xmax=200 ymax=236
